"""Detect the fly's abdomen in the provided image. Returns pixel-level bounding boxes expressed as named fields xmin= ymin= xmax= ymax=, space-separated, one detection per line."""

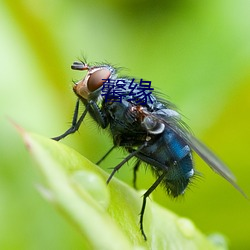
xmin=138 ymin=128 xmax=194 ymax=197
xmin=163 ymin=129 xmax=194 ymax=196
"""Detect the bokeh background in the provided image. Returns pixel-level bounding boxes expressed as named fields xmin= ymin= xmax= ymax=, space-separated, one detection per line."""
xmin=1 ymin=1 xmax=250 ymax=249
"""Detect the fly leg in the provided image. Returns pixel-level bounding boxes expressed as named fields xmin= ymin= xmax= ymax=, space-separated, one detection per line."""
xmin=52 ymin=99 xmax=108 ymax=141
xmin=107 ymin=144 xmax=146 ymax=184
xmin=52 ymin=99 xmax=88 ymax=141
xmin=133 ymin=160 xmax=141 ymax=189
xmin=140 ymin=172 xmax=167 ymax=240
xmin=96 ymin=145 xmax=116 ymax=165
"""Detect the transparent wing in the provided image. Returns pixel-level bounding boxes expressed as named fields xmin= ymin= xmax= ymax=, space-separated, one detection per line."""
xmin=169 ymin=121 xmax=247 ymax=198
xmin=150 ymin=110 xmax=247 ymax=198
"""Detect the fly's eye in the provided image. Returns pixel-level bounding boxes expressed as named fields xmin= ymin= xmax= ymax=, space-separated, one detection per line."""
xmin=87 ymin=69 xmax=111 ymax=92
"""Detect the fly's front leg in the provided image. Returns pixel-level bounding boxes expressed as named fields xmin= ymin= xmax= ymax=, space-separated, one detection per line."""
xmin=89 ymin=100 xmax=107 ymax=129
xmin=52 ymin=99 xmax=88 ymax=141
xmin=52 ymin=99 xmax=108 ymax=141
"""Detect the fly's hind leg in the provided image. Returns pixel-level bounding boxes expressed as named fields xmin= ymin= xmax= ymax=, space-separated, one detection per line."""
xmin=140 ymin=172 xmax=166 ymax=240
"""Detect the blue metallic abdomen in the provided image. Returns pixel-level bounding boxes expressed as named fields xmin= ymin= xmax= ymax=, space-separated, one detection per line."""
xmin=136 ymin=128 xmax=194 ymax=197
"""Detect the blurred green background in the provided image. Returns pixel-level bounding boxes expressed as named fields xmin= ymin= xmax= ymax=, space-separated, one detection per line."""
xmin=1 ymin=0 xmax=250 ymax=249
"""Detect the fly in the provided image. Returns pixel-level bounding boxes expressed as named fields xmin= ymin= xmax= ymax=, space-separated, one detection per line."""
xmin=52 ymin=60 xmax=247 ymax=240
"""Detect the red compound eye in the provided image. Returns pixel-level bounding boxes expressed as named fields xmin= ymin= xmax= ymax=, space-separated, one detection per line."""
xmin=87 ymin=68 xmax=111 ymax=92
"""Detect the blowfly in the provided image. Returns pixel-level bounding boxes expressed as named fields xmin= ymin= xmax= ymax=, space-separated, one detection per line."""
xmin=52 ymin=60 xmax=246 ymax=240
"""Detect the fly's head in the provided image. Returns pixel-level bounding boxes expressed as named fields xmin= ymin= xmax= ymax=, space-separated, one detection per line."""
xmin=72 ymin=61 xmax=116 ymax=101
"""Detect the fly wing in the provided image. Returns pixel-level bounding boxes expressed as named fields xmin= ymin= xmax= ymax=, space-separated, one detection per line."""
xmin=169 ymin=122 xmax=247 ymax=198
xmin=151 ymin=110 xmax=247 ymax=198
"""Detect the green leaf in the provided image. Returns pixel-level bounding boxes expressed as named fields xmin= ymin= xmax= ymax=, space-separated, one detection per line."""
xmin=19 ymin=128 xmax=226 ymax=250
